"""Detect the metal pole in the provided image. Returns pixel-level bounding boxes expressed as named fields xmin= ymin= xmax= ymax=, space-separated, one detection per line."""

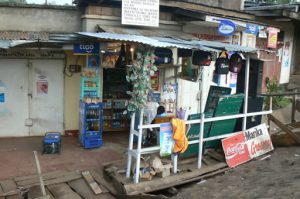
xmin=198 ymin=67 xmax=205 ymax=169
xmin=198 ymin=112 xmax=205 ymax=169
xmin=134 ymin=109 xmax=144 ymax=183
xmin=292 ymin=90 xmax=296 ymax=123
xmin=126 ymin=112 xmax=136 ymax=178
xmin=242 ymin=55 xmax=250 ymax=131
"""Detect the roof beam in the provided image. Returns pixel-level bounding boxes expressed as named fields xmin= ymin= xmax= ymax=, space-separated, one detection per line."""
xmin=282 ymin=10 xmax=300 ymax=21
xmin=159 ymin=0 xmax=254 ymax=20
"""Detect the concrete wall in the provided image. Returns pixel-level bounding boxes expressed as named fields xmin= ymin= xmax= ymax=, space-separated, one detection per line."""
xmin=64 ymin=51 xmax=84 ymax=130
xmin=82 ymin=5 xmax=178 ymax=32
xmin=0 ymin=4 xmax=82 ymax=33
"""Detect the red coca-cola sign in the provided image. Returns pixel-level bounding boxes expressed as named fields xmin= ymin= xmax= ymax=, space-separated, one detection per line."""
xmin=222 ymin=124 xmax=273 ymax=168
xmin=222 ymin=132 xmax=251 ymax=168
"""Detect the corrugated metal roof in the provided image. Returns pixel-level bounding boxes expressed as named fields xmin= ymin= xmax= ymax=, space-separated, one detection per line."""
xmin=0 ymin=40 xmax=38 ymax=49
xmin=193 ymin=40 xmax=257 ymax=53
xmin=97 ymin=25 xmax=198 ymax=40
xmin=0 ymin=40 xmax=10 ymax=49
xmin=77 ymin=32 xmax=257 ymax=53
xmin=77 ymin=32 xmax=193 ymax=49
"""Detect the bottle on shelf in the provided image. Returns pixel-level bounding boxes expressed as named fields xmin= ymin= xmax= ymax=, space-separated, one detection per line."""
xmin=115 ymin=43 xmax=127 ymax=68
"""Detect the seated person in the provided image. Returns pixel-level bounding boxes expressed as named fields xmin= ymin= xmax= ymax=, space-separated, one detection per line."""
xmin=146 ymin=106 xmax=172 ymax=144
xmin=153 ymin=106 xmax=171 ymax=123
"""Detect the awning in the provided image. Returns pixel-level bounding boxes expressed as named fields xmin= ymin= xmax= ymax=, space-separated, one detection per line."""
xmin=77 ymin=32 xmax=195 ymax=49
xmin=97 ymin=25 xmax=198 ymax=40
xmin=193 ymin=40 xmax=257 ymax=53
xmin=0 ymin=40 xmax=37 ymax=49
xmin=77 ymin=32 xmax=257 ymax=53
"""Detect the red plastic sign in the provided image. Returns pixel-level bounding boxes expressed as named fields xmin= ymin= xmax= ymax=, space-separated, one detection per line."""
xmin=222 ymin=132 xmax=251 ymax=168
xmin=222 ymin=124 xmax=273 ymax=168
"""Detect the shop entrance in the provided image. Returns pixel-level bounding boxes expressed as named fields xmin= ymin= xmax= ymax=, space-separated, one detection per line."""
xmin=0 ymin=59 xmax=64 ymax=137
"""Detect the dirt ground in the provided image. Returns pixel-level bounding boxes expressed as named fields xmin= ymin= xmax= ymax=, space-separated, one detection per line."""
xmin=173 ymin=146 xmax=300 ymax=199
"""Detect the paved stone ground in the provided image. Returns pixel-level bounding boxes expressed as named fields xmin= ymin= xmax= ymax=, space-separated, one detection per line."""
xmin=0 ymin=132 xmax=128 ymax=180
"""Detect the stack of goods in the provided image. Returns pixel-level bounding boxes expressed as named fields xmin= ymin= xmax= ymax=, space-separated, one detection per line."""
xmin=79 ymin=56 xmax=103 ymax=149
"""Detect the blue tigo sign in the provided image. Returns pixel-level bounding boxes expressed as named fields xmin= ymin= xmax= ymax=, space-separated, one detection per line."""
xmin=245 ymin=24 xmax=259 ymax=35
xmin=0 ymin=93 xmax=4 ymax=103
xmin=73 ymin=43 xmax=100 ymax=54
xmin=218 ymin=20 xmax=236 ymax=36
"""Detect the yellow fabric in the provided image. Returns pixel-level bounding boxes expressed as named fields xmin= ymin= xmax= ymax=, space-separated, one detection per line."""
xmin=171 ymin=118 xmax=188 ymax=154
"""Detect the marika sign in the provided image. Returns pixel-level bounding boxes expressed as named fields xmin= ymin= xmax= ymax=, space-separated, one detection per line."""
xmin=222 ymin=123 xmax=273 ymax=168
xmin=122 ymin=0 xmax=159 ymax=27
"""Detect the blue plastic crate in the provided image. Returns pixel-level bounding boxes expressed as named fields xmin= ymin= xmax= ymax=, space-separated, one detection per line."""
xmin=80 ymin=135 xmax=102 ymax=149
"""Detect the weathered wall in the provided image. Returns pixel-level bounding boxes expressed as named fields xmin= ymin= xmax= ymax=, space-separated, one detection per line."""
xmin=0 ymin=4 xmax=82 ymax=33
xmin=64 ymin=51 xmax=84 ymax=131
xmin=178 ymin=0 xmax=244 ymax=11
xmin=292 ymin=22 xmax=300 ymax=75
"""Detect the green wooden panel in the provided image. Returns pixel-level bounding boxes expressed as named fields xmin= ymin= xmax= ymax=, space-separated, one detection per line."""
xmin=205 ymin=94 xmax=244 ymax=148
xmin=181 ymin=94 xmax=244 ymax=158
xmin=181 ymin=112 xmax=212 ymax=158
xmin=205 ymin=86 xmax=232 ymax=113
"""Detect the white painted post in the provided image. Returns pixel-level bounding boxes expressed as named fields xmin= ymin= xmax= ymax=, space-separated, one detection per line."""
xmin=126 ymin=112 xmax=136 ymax=178
xmin=134 ymin=109 xmax=144 ymax=183
xmin=198 ymin=112 xmax=205 ymax=169
xmin=198 ymin=68 xmax=205 ymax=169
xmin=242 ymin=55 xmax=250 ymax=131
xmin=172 ymin=154 xmax=178 ymax=173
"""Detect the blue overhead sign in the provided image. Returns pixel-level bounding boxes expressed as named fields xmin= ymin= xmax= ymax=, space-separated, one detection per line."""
xmin=218 ymin=20 xmax=236 ymax=36
xmin=245 ymin=24 xmax=259 ymax=35
xmin=73 ymin=43 xmax=100 ymax=54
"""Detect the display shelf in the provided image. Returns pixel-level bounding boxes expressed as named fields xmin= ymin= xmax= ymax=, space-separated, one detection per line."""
xmin=79 ymin=102 xmax=103 ymax=149
xmin=103 ymin=128 xmax=129 ymax=132
xmin=80 ymin=76 xmax=101 ymax=100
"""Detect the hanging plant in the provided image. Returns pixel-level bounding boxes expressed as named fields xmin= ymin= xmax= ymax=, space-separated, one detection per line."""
xmin=126 ymin=45 xmax=157 ymax=113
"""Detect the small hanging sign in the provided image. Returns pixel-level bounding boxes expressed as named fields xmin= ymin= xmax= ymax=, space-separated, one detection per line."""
xmin=245 ymin=24 xmax=259 ymax=35
xmin=0 ymin=80 xmax=5 ymax=103
xmin=267 ymin=27 xmax=280 ymax=49
xmin=73 ymin=43 xmax=100 ymax=54
xmin=218 ymin=20 xmax=236 ymax=36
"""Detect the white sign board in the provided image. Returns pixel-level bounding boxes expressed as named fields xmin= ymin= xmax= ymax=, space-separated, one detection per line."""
xmin=244 ymin=123 xmax=274 ymax=159
xmin=122 ymin=0 xmax=159 ymax=27
xmin=280 ymin=41 xmax=292 ymax=84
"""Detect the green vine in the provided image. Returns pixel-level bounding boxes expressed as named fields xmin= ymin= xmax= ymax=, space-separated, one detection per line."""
xmin=126 ymin=45 xmax=157 ymax=113
xmin=264 ymin=77 xmax=291 ymax=110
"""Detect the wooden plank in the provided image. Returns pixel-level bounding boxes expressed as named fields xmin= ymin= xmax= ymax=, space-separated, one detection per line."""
xmin=45 ymin=187 xmax=55 ymax=199
xmin=268 ymin=114 xmax=300 ymax=144
xmin=28 ymin=186 xmax=55 ymax=199
xmin=123 ymin=162 xmax=227 ymax=195
xmin=207 ymin=150 xmax=225 ymax=162
xmin=0 ymin=180 xmax=19 ymax=199
xmin=47 ymin=183 xmax=81 ymax=199
xmin=17 ymin=171 xmax=79 ymax=187
xmin=82 ymin=171 xmax=102 ymax=194
xmin=14 ymin=170 xmax=66 ymax=182
xmin=287 ymin=121 xmax=300 ymax=128
xmin=33 ymin=150 xmax=46 ymax=196
xmin=0 ymin=184 xmax=4 ymax=199
xmin=18 ymin=172 xmax=81 ymax=188
xmin=89 ymin=170 xmax=110 ymax=194
xmin=202 ymin=156 xmax=218 ymax=166
xmin=69 ymin=178 xmax=110 ymax=199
